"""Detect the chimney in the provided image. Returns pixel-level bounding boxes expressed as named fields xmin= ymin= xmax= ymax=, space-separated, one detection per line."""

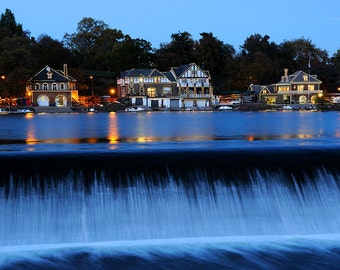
xmin=284 ymin=68 xmax=288 ymax=77
xmin=63 ymin=64 xmax=68 ymax=78
xmin=284 ymin=68 xmax=289 ymax=82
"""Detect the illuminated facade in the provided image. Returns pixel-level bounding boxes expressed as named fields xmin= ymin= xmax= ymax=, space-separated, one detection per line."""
xmin=117 ymin=63 xmax=215 ymax=109
xmin=27 ymin=65 xmax=78 ymax=107
xmin=249 ymin=69 xmax=323 ymax=104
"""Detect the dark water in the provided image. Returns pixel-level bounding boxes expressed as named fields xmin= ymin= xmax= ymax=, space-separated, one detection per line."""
xmin=0 ymin=110 xmax=339 ymax=151
xmin=1 ymin=111 xmax=340 ymax=269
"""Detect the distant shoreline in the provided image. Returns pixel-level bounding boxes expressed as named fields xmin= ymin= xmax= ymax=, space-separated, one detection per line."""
xmin=1 ymin=103 xmax=339 ymax=114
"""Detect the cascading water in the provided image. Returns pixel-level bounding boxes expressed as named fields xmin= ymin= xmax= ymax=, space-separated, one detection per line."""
xmin=1 ymin=167 xmax=340 ymax=246
xmin=1 ymin=148 xmax=340 ymax=269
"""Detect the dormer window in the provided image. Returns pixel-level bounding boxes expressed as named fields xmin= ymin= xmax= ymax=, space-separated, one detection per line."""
xmin=35 ymin=83 xmax=40 ymax=90
xmin=60 ymin=83 xmax=65 ymax=90
xmin=43 ymin=83 xmax=48 ymax=90
xmin=47 ymin=71 xmax=52 ymax=79
xmin=303 ymin=75 xmax=308 ymax=82
xmin=52 ymin=83 xmax=57 ymax=90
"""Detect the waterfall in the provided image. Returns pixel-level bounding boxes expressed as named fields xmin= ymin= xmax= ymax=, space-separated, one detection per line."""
xmin=1 ymin=164 xmax=340 ymax=246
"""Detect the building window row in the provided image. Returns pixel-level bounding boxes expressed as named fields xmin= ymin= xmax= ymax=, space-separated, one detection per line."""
xmin=128 ymin=77 xmax=170 ymax=84
xmin=34 ymin=83 xmax=65 ymax=90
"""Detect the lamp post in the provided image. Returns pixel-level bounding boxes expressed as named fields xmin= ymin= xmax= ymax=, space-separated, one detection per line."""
xmin=90 ymin=76 xmax=94 ymax=96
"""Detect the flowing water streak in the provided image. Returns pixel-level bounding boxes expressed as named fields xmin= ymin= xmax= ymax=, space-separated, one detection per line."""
xmin=1 ymin=166 xmax=340 ymax=247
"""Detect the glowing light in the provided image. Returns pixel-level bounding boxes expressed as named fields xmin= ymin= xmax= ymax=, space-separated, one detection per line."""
xmin=107 ymin=112 xmax=119 ymax=144
xmin=247 ymin=136 xmax=255 ymax=141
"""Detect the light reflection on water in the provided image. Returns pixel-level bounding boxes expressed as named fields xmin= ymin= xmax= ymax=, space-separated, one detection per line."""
xmin=0 ymin=111 xmax=339 ymax=151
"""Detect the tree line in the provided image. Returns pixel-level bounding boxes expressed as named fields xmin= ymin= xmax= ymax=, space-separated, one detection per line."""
xmin=0 ymin=8 xmax=339 ymax=97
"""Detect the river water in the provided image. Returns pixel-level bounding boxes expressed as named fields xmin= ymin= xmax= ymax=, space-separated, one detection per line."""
xmin=0 ymin=110 xmax=339 ymax=151
xmin=0 ymin=111 xmax=340 ymax=269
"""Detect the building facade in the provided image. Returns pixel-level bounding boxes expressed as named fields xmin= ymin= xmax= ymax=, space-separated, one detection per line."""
xmin=249 ymin=69 xmax=323 ymax=104
xmin=117 ymin=63 xmax=215 ymax=109
xmin=27 ymin=65 xmax=78 ymax=107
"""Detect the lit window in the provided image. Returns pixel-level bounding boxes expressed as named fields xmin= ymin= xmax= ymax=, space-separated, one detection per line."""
xmin=147 ymin=87 xmax=156 ymax=97
xmin=303 ymin=75 xmax=308 ymax=81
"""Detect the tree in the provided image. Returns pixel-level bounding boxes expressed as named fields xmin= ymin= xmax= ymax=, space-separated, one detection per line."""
xmin=234 ymin=34 xmax=280 ymax=89
xmin=0 ymin=9 xmax=33 ymax=97
xmin=195 ymin=32 xmax=231 ymax=75
xmin=195 ymin=32 xmax=235 ymax=94
xmin=0 ymin=36 xmax=33 ymax=96
xmin=63 ymin=17 xmax=109 ymax=68
xmin=155 ymin=31 xmax=195 ymax=70
xmin=278 ymin=38 xmax=328 ymax=73
xmin=278 ymin=38 xmax=332 ymax=91
xmin=92 ymin=28 xmax=125 ymax=72
xmin=117 ymin=37 xmax=154 ymax=70
xmin=32 ymin=35 xmax=75 ymax=69
xmin=0 ymin=9 xmax=24 ymax=40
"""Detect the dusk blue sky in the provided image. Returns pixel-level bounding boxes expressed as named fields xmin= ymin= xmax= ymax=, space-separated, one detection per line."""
xmin=1 ymin=0 xmax=339 ymax=55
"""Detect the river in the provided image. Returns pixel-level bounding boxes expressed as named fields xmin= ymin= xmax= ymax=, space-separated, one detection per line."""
xmin=0 ymin=111 xmax=340 ymax=269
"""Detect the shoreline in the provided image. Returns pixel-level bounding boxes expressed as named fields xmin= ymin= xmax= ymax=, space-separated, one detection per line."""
xmin=1 ymin=103 xmax=339 ymax=114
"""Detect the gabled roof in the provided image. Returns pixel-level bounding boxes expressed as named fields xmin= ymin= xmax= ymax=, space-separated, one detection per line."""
xmin=119 ymin=63 xmax=210 ymax=81
xmin=275 ymin=70 xmax=322 ymax=85
xmin=163 ymin=71 xmax=176 ymax=82
xmin=29 ymin=65 xmax=76 ymax=82
xmin=249 ymin=85 xmax=273 ymax=95
xmin=171 ymin=64 xmax=191 ymax=78
xmin=120 ymin=68 xmax=167 ymax=78
xmin=290 ymin=71 xmax=321 ymax=83
xmin=171 ymin=63 xmax=209 ymax=79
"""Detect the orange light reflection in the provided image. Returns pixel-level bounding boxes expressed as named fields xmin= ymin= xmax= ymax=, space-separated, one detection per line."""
xmin=108 ymin=112 xmax=119 ymax=146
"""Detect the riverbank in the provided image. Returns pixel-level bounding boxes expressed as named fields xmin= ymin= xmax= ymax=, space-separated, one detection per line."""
xmin=1 ymin=102 xmax=339 ymax=114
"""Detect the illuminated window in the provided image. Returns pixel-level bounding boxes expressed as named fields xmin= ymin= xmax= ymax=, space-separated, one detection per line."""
xmin=147 ymin=87 xmax=156 ymax=97
xmin=308 ymin=85 xmax=315 ymax=90
xmin=278 ymin=86 xmax=289 ymax=92
xmin=303 ymin=75 xmax=308 ymax=81
xmin=297 ymin=85 xmax=304 ymax=91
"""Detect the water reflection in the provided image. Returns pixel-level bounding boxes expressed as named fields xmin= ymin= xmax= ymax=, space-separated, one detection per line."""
xmin=25 ymin=113 xmax=38 ymax=151
xmin=0 ymin=111 xmax=339 ymax=152
xmin=108 ymin=112 xmax=119 ymax=147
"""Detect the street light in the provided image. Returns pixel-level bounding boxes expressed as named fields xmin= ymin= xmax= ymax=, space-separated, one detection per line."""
xmin=90 ymin=76 xmax=94 ymax=96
